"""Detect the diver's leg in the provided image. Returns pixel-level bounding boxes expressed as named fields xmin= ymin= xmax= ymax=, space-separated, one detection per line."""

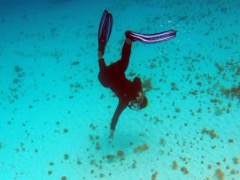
xmin=107 ymin=38 xmax=132 ymax=73
xmin=98 ymin=53 xmax=110 ymax=87
xmin=118 ymin=39 xmax=132 ymax=72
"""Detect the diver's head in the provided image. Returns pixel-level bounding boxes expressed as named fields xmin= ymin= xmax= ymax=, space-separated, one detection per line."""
xmin=139 ymin=96 xmax=148 ymax=109
xmin=129 ymin=91 xmax=148 ymax=110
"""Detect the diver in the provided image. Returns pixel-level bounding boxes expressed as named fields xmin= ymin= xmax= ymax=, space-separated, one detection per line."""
xmin=97 ymin=10 xmax=177 ymax=138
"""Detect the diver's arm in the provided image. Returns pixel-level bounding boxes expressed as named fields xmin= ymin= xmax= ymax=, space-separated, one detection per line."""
xmin=110 ymin=100 xmax=128 ymax=137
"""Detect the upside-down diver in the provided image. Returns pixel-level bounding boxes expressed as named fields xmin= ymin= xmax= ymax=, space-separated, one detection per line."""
xmin=97 ymin=10 xmax=177 ymax=138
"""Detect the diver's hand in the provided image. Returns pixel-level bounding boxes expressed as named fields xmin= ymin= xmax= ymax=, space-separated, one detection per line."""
xmin=109 ymin=130 xmax=114 ymax=139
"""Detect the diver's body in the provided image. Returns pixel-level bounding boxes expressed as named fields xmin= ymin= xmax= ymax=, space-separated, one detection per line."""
xmin=97 ymin=10 xmax=176 ymax=138
xmin=98 ymin=38 xmax=146 ymax=138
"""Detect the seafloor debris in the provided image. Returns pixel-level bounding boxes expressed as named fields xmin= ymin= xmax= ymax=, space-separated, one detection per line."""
xmin=70 ymin=61 xmax=80 ymax=65
xmin=63 ymin=153 xmax=70 ymax=160
xmin=171 ymin=82 xmax=179 ymax=91
xmin=61 ymin=176 xmax=67 ymax=180
xmin=233 ymin=157 xmax=239 ymax=164
xmin=159 ymin=138 xmax=166 ymax=146
xmin=117 ymin=150 xmax=124 ymax=157
xmin=215 ymin=168 xmax=224 ymax=180
xmin=106 ymin=154 xmax=115 ymax=162
xmin=132 ymin=160 xmax=137 ymax=168
xmin=134 ymin=143 xmax=149 ymax=153
xmin=210 ymin=98 xmax=222 ymax=104
xmin=208 ymin=164 xmax=213 ymax=170
xmin=175 ymin=107 xmax=181 ymax=113
xmin=172 ymin=161 xmax=178 ymax=170
xmin=117 ymin=150 xmax=125 ymax=160
xmin=231 ymin=169 xmax=237 ymax=175
xmin=14 ymin=65 xmax=23 ymax=73
xmin=201 ymin=128 xmax=218 ymax=139
xmin=99 ymin=173 xmax=105 ymax=177
xmin=76 ymin=158 xmax=82 ymax=165
xmin=214 ymin=106 xmax=226 ymax=116
xmin=151 ymin=171 xmax=158 ymax=180
xmin=221 ymin=85 xmax=240 ymax=99
xmin=63 ymin=128 xmax=69 ymax=133
xmin=181 ymin=167 xmax=189 ymax=174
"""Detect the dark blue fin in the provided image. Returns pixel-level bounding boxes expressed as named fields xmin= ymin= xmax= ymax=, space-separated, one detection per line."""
xmin=98 ymin=10 xmax=113 ymax=54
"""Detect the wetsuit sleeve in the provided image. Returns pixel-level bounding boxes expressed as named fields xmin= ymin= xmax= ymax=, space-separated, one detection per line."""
xmin=110 ymin=100 xmax=128 ymax=131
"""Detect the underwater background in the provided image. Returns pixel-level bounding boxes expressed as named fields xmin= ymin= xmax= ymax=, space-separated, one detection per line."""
xmin=0 ymin=0 xmax=239 ymax=179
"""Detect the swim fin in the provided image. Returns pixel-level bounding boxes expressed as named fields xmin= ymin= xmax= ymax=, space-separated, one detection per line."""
xmin=125 ymin=30 xmax=177 ymax=43
xmin=98 ymin=10 xmax=113 ymax=54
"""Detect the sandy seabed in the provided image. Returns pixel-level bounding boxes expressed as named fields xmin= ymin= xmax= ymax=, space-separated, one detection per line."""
xmin=0 ymin=0 xmax=239 ymax=179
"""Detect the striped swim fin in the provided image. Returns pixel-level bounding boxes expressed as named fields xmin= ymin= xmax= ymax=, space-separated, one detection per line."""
xmin=127 ymin=30 xmax=177 ymax=43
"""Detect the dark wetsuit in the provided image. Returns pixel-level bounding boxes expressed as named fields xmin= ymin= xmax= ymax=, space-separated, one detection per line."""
xmin=98 ymin=42 xmax=142 ymax=131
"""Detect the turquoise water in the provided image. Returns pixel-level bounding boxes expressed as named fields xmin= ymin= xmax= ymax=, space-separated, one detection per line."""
xmin=0 ymin=0 xmax=239 ymax=179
